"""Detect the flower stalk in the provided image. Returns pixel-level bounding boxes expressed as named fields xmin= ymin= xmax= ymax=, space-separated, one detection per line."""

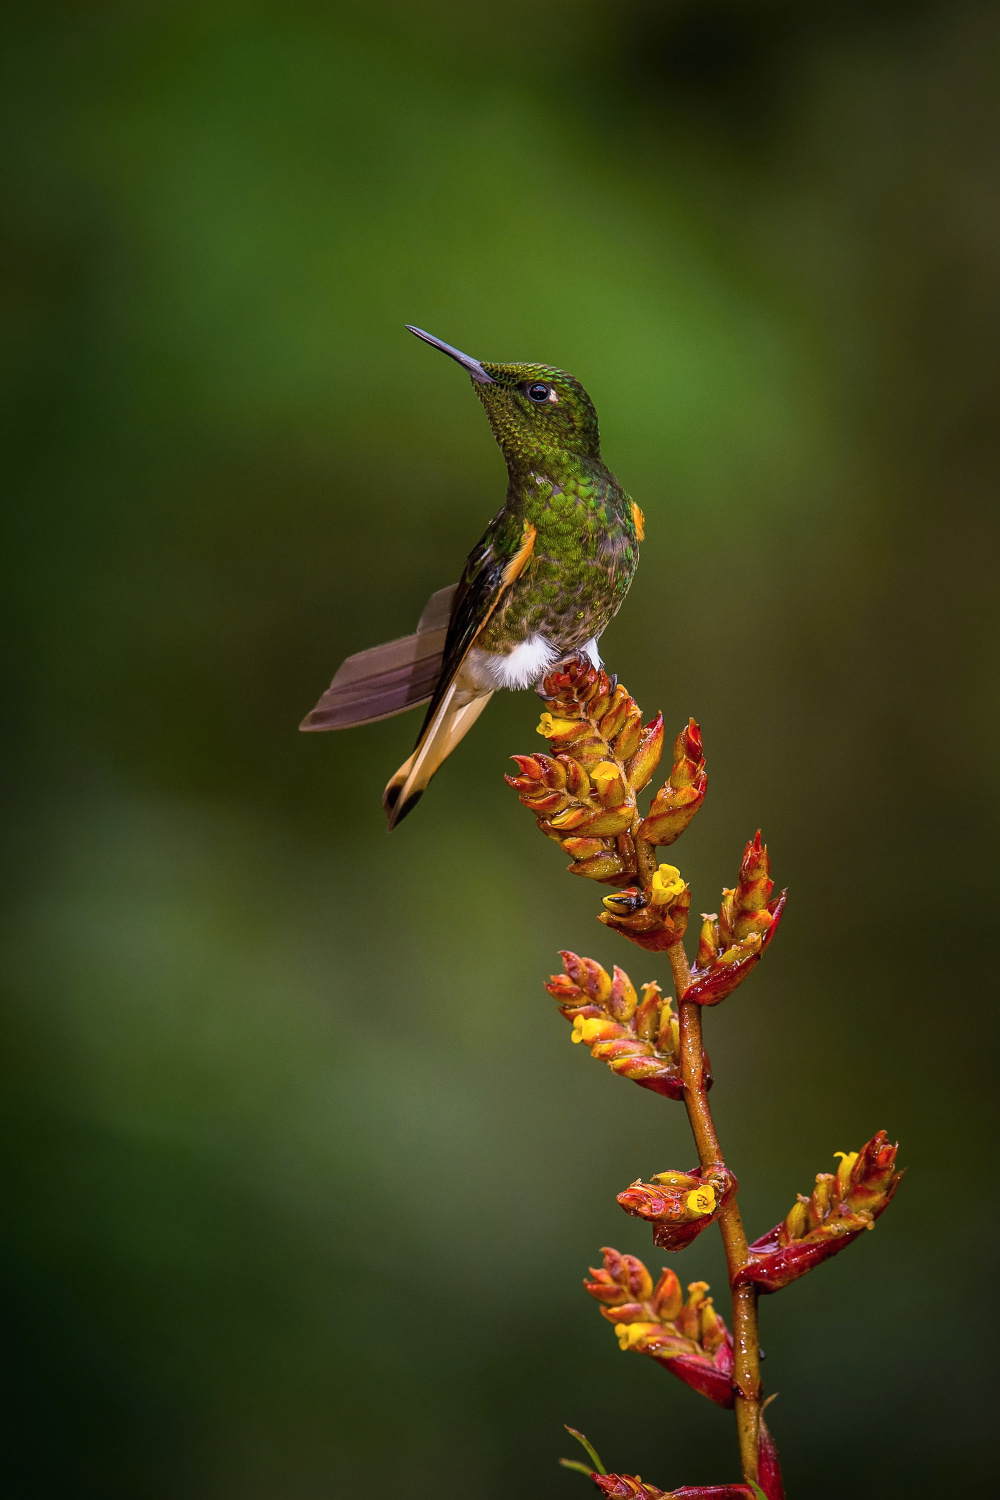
xmin=669 ymin=939 xmax=761 ymax=1481
xmin=505 ymin=657 xmax=900 ymax=1497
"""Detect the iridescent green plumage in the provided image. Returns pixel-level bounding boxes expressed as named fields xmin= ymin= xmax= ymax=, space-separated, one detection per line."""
xmin=300 ymin=328 xmax=642 ymax=828
xmin=471 ymin=363 xmax=639 ymax=657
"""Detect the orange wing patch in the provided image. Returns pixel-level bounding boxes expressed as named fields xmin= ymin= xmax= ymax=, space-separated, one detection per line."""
xmin=502 ymin=520 xmax=537 ymax=587
xmin=631 ymin=501 xmax=645 ymax=542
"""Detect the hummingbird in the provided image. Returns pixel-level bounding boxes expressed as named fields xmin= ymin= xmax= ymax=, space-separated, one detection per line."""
xmin=300 ymin=327 xmax=644 ymax=829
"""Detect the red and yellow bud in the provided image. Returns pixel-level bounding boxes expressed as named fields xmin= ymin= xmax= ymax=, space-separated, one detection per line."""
xmin=585 ymin=1247 xmax=735 ymax=1409
xmin=637 ymin=720 xmax=708 ymax=847
xmin=614 ymin=707 xmax=644 ymax=762
xmin=731 ymin=831 xmax=774 ymax=941
xmin=735 ymin=1132 xmax=904 ymax=1293
xmin=617 ymin=1165 xmax=736 ymax=1252
xmin=567 ymin=845 xmax=637 ymax=882
xmin=546 ymin=951 xmax=711 ymax=1100
xmin=840 ymin=1132 xmax=899 ymax=1212
xmin=609 ymin=966 xmax=639 ymax=1022
xmin=597 ymin=688 xmax=634 ymax=743
xmin=696 ymin=913 xmax=721 ymax=969
xmin=682 ymin=834 xmax=786 ymax=1007
xmin=584 ymin=1245 xmax=655 ymax=1305
xmin=650 ymin=1267 xmax=684 ymax=1322
xmin=626 ymin=711 xmax=665 ymax=793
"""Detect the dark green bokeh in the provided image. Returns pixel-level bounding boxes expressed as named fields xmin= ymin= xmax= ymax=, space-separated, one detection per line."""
xmin=1 ymin=3 xmax=997 ymax=1495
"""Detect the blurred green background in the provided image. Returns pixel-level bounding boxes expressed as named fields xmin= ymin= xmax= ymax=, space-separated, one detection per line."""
xmin=1 ymin=2 xmax=997 ymax=1495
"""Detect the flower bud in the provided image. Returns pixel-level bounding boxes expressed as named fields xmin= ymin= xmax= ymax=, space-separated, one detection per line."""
xmin=696 ymin=913 xmax=720 ymax=968
xmin=585 ymin=1247 xmax=736 ymax=1409
xmin=566 ymin=845 xmax=634 ymax=882
xmin=617 ymin=1166 xmax=735 ymax=1252
xmin=614 ymin=707 xmax=644 ymax=762
xmin=546 ymin=952 xmax=711 ymax=1100
xmin=626 ymin=712 xmax=665 ymax=793
xmin=584 ymin=1245 xmax=654 ymax=1305
xmin=632 ymin=986 xmax=659 ymax=1041
xmin=682 ymin=834 xmax=786 ymax=1007
xmin=732 ymin=831 xmax=774 ymax=941
xmin=651 ymin=1267 xmax=683 ymax=1322
xmin=637 ymin=719 xmax=708 ymax=846
xmin=735 ymin=1132 xmax=903 ymax=1293
xmin=608 ymin=965 xmax=639 ymax=1022
xmin=560 ymin=754 xmax=590 ymax=799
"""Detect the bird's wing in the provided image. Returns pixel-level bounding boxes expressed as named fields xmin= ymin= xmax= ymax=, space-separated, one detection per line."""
xmin=300 ymin=583 xmax=458 ymax=731
xmin=381 ymin=518 xmax=537 ymax=829
xmin=416 ymin=519 xmax=537 ymax=735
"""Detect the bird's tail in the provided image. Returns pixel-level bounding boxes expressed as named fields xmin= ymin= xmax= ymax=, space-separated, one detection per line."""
xmin=383 ymin=677 xmax=493 ymax=830
xmin=299 ymin=585 xmax=457 ymax=732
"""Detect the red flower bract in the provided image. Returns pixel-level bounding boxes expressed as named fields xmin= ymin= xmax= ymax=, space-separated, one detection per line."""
xmin=735 ymin=1132 xmax=903 ymax=1294
xmin=617 ymin=1166 xmax=736 ymax=1252
xmin=683 ymin=834 xmax=786 ymax=1007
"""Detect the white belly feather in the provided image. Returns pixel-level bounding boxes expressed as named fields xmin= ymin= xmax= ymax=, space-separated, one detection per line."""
xmin=464 ymin=634 xmax=602 ymax=692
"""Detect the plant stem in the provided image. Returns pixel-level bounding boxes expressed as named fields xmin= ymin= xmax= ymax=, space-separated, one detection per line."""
xmin=634 ymin=829 xmax=657 ymax=890
xmin=666 ymin=940 xmax=762 ymax=1485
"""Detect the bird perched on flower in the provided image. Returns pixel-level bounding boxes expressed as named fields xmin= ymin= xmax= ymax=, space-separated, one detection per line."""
xmin=301 ymin=327 xmax=643 ymax=828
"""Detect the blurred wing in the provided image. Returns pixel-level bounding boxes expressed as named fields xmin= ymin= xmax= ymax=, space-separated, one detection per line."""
xmin=300 ymin=584 xmax=457 ymax=731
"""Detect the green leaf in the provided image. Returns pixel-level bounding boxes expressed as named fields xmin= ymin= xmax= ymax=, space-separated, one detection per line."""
xmin=559 ymin=1459 xmax=595 ymax=1476
xmin=563 ymin=1426 xmax=607 ymax=1475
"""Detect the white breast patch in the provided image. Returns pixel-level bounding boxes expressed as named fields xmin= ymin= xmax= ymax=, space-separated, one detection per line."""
xmin=465 ymin=634 xmax=603 ymax=692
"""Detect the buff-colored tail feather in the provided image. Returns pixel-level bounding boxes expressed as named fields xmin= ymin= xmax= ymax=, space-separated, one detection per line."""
xmin=382 ymin=678 xmax=493 ymax=830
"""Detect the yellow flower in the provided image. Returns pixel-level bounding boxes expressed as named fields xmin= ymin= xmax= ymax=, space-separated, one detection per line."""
xmin=571 ymin=1015 xmax=604 ymax=1045
xmin=536 ymin=712 xmax=578 ymax=738
xmin=834 ymin=1150 xmax=859 ymax=1195
xmin=685 ymin=1185 xmax=717 ymax=1215
xmin=590 ymin=761 xmax=621 ymax=790
xmin=650 ymin=864 xmax=686 ymax=907
xmin=614 ymin=1322 xmax=654 ymax=1351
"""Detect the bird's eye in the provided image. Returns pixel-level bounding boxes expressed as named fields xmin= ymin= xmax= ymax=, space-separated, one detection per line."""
xmin=526 ymin=382 xmax=551 ymax=403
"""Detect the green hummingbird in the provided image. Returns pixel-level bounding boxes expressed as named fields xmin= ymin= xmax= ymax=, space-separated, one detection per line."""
xmin=301 ymin=327 xmax=643 ymax=829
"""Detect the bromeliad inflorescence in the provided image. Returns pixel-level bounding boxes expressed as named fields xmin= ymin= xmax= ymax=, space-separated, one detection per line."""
xmin=545 ymin=952 xmax=706 ymax=1099
xmin=584 ymin=1247 xmax=734 ymax=1408
xmin=506 ymin=658 xmax=902 ymax=1499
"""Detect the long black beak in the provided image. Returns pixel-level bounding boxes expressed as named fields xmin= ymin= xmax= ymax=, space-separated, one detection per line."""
xmin=406 ymin=326 xmax=495 ymax=384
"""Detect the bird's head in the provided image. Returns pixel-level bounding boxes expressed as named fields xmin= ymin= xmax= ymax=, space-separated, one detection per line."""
xmin=406 ymin=327 xmax=601 ymax=466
